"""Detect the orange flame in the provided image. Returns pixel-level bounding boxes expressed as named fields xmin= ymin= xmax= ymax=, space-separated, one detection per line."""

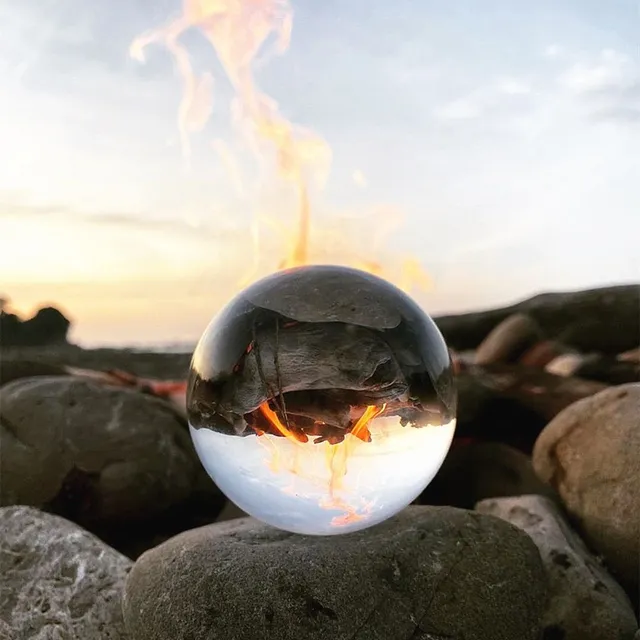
xmin=130 ymin=0 xmax=431 ymax=292
xmin=255 ymin=400 xmax=384 ymax=524
xmin=131 ymin=2 xmax=432 ymax=523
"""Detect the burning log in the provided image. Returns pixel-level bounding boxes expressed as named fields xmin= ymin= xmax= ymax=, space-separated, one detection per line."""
xmin=189 ymin=266 xmax=455 ymax=448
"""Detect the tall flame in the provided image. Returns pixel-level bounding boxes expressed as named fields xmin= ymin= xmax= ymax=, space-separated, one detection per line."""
xmin=131 ymin=1 xmax=432 ymax=523
xmin=130 ymin=0 xmax=430 ymax=291
xmin=131 ymin=0 xmax=332 ymax=275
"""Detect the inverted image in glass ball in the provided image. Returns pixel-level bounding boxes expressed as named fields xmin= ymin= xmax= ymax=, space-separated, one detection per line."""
xmin=187 ymin=265 xmax=457 ymax=535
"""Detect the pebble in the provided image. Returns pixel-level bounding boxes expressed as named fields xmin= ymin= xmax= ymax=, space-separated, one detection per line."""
xmin=123 ymin=505 xmax=547 ymax=640
xmin=477 ymin=495 xmax=638 ymax=640
xmin=0 ymin=506 xmax=131 ymax=639
xmin=475 ymin=313 xmax=541 ymax=365
xmin=533 ymin=383 xmax=640 ymax=593
xmin=545 ymin=353 xmax=585 ymax=377
xmin=518 ymin=340 xmax=574 ymax=369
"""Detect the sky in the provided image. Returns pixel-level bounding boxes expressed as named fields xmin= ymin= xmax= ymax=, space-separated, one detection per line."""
xmin=1 ymin=0 xmax=638 ymax=347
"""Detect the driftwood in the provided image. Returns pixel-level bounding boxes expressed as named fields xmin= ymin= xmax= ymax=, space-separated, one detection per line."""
xmin=468 ymin=364 xmax=608 ymax=421
xmin=456 ymin=364 xmax=608 ymax=453
xmin=216 ymin=321 xmax=409 ymax=420
xmin=435 ymin=284 xmax=640 ymax=354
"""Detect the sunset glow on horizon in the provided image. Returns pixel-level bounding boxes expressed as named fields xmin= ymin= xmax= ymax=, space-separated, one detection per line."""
xmin=2 ymin=0 xmax=638 ymax=346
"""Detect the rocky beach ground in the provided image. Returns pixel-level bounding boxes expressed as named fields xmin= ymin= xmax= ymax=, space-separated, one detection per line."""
xmin=0 ymin=284 xmax=639 ymax=639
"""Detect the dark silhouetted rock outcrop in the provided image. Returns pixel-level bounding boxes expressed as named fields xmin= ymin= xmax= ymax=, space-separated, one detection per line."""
xmin=0 ymin=305 xmax=71 ymax=347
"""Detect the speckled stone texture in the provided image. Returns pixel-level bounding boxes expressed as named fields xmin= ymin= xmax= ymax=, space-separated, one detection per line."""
xmin=0 ymin=506 xmax=131 ymax=639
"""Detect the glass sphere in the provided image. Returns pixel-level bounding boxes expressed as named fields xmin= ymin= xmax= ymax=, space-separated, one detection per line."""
xmin=187 ymin=265 xmax=457 ymax=535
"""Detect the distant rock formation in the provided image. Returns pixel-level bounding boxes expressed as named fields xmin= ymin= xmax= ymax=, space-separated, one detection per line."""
xmin=434 ymin=284 xmax=640 ymax=355
xmin=0 ymin=302 xmax=71 ymax=347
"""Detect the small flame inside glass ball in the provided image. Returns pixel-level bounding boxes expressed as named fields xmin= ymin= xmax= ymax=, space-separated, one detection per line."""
xmin=187 ymin=265 xmax=457 ymax=535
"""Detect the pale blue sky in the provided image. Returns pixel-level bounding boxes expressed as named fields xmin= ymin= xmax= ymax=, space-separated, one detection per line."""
xmin=1 ymin=0 xmax=638 ymax=345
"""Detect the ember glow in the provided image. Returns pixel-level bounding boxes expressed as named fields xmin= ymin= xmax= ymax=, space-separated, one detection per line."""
xmin=130 ymin=0 xmax=430 ymax=290
xmin=247 ymin=398 xmax=393 ymax=526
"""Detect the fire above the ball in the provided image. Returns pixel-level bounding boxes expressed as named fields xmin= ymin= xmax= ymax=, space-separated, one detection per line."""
xmin=130 ymin=0 xmax=432 ymax=291
xmin=130 ymin=1 xmax=451 ymax=534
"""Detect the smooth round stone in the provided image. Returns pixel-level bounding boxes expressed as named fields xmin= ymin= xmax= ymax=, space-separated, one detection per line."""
xmin=533 ymin=383 xmax=640 ymax=593
xmin=123 ymin=505 xmax=547 ymax=640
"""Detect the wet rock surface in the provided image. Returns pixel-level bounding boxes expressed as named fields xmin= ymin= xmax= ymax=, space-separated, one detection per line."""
xmin=533 ymin=383 xmax=640 ymax=593
xmin=122 ymin=506 xmax=547 ymax=640
xmin=477 ymin=495 xmax=638 ymax=640
xmin=0 ymin=506 xmax=131 ymax=639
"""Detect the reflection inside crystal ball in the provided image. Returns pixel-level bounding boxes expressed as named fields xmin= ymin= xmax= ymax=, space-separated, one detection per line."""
xmin=187 ymin=265 xmax=457 ymax=535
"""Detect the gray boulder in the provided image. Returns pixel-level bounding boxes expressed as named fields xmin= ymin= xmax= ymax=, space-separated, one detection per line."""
xmin=0 ymin=620 xmax=14 ymax=640
xmin=0 ymin=506 xmax=131 ymax=639
xmin=477 ymin=495 xmax=638 ymax=640
xmin=123 ymin=505 xmax=547 ymax=640
xmin=0 ymin=376 xmax=199 ymax=528
xmin=533 ymin=383 xmax=640 ymax=592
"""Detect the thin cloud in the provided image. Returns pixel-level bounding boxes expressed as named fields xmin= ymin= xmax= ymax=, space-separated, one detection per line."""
xmin=558 ymin=49 xmax=635 ymax=94
xmin=432 ymin=77 xmax=533 ymax=122
xmin=543 ymin=44 xmax=564 ymax=59
xmin=0 ymin=196 xmax=244 ymax=240
xmin=557 ymin=49 xmax=640 ymax=125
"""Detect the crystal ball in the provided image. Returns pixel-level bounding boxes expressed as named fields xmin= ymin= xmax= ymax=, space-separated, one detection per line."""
xmin=187 ymin=265 xmax=457 ymax=535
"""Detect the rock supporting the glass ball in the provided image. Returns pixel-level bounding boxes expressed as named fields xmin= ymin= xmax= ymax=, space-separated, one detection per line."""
xmin=187 ymin=265 xmax=457 ymax=535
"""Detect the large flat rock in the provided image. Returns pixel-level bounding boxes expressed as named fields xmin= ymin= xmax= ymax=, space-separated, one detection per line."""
xmin=123 ymin=505 xmax=547 ymax=640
